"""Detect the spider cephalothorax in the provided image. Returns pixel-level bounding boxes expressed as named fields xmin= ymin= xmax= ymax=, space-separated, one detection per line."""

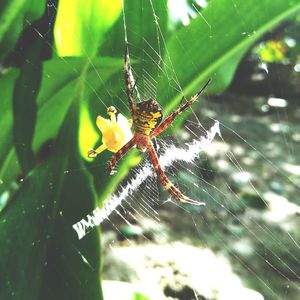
xmin=89 ymin=43 xmax=210 ymax=205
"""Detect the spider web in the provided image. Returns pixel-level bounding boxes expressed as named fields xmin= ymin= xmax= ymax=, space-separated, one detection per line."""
xmin=73 ymin=2 xmax=300 ymax=299
xmin=13 ymin=0 xmax=300 ymax=299
xmin=72 ymin=120 xmax=221 ymax=239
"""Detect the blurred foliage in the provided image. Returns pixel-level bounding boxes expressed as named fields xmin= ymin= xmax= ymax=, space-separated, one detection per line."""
xmin=0 ymin=0 xmax=300 ymax=299
xmin=253 ymin=15 xmax=300 ymax=64
xmin=0 ymin=0 xmax=46 ymax=62
xmin=255 ymin=39 xmax=289 ymax=63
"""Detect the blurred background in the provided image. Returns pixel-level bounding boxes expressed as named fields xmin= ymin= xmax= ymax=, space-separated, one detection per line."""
xmin=0 ymin=0 xmax=300 ymax=299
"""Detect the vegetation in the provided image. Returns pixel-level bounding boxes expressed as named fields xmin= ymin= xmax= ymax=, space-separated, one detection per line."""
xmin=0 ymin=0 xmax=299 ymax=299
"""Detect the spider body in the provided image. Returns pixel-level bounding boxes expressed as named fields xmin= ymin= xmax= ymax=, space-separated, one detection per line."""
xmin=134 ymin=133 xmax=151 ymax=152
xmin=133 ymin=99 xmax=163 ymax=136
xmin=89 ymin=43 xmax=210 ymax=205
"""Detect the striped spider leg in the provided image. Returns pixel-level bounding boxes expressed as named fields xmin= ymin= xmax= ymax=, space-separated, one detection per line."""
xmin=107 ymin=43 xmax=137 ymax=173
xmin=150 ymin=79 xmax=211 ymax=138
xmin=124 ymin=42 xmax=138 ymax=117
xmin=107 ymin=137 xmax=135 ymax=174
xmin=106 ymin=44 xmax=210 ymax=205
xmin=146 ymin=141 xmax=203 ymax=205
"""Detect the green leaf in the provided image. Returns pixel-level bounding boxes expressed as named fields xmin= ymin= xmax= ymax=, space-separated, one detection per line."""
xmin=0 ymin=100 xmax=102 ymax=299
xmin=13 ymin=38 xmax=42 ymax=174
xmin=0 ymin=69 xmax=18 ymax=168
xmin=0 ymin=57 xmax=123 ymax=196
xmin=0 ymin=69 xmax=21 ymax=204
xmin=157 ymin=0 xmax=300 ymax=113
xmin=0 ymin=0 xmax=45 ymax=62
xmin=33 ymin=57 xmax=123 ymax=150
xmin=54 ymin=0 xmax=122 ymax=57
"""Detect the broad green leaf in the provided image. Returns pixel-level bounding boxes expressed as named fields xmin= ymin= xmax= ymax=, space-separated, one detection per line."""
xmin=0 ymin=70 xmax=18 ymax=166
xmin=0 ymin=69 xmax=20 ymax=202
xmin=157 ymin=0 xmax=300 ymax=114
xmin=0 ymin=57 xmax=123 ymax=196
xmin=0 ymin=98 xmax=102 ymax=299
xmin=33 ymin=57 xmax=123 ymax=150
xmin=0 ymin=0 xmax=45 ymax=62
xmin=54 ymin=0 xmax=122 ymax=57
xmin=13 ymin=38 xmax=42 ymax=174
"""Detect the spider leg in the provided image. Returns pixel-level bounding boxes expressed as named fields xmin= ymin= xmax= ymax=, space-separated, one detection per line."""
xmin=125 ymin=43 xmax=141 ymax=117
xmin=107 ymin=137 xmax=135 ymax=175
xmin=150 ymin=79 xmax=211 ymax=138
xmin=152 ymin=137 xmax=159 ymax=152
xmin=147 ymin=142 xmax=205 ymax=205
xmin=132 ymin=77 xmax=139 ymax=91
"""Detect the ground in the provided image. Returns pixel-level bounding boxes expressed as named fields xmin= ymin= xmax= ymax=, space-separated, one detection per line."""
xmin=101 ymin=90 xmax=300 ymax=300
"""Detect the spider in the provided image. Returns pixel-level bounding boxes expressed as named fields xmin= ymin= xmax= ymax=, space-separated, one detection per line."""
xmin=88 ymin=44 xmax=210 ymax=205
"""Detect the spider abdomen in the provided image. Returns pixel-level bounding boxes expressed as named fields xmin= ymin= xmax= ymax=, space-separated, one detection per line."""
xmin=133 ymin=99 xmax=163 ymax=136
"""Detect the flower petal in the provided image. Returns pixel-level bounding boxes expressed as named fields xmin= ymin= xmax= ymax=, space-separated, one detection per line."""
xmin=96 ymin=115 xmax=112 ymax=133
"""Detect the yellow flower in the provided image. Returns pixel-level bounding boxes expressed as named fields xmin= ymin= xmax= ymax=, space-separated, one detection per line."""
xmin=88 ymin=106 xmax=133 ymax=157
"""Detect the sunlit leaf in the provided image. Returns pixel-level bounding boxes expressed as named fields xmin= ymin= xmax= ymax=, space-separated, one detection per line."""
xmin=54 ymin=0 xmax=122 ymax=56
